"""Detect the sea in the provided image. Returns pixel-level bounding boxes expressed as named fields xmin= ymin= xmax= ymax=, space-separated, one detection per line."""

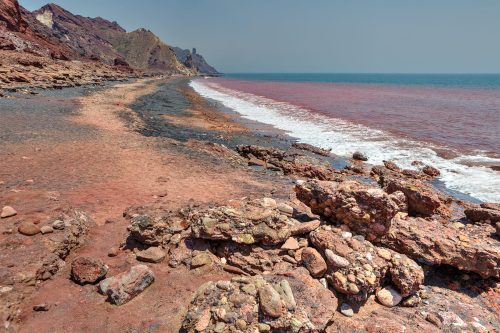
xmin=190 ymin=73 xmax=500 ymax=202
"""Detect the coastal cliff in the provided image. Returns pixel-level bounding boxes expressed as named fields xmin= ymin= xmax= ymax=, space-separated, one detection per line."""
xmin=0 ymin=0 xmax=218 ymax=82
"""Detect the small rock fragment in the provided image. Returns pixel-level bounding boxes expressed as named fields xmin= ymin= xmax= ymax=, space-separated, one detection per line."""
xmin=191 ymin=252 xmax=213 ymax=268
xmin=352 ymin=151 xmax=368 ymax=161
xmin=281 ymin=237 xmax=300 ymax=250
xmin=340 ymin=303 xmax=354 ymax=317
xmin=40 ymin=226 xmax=54 ymax=234
xmin=135 ymin=247 xmax=166 ymax=263
xmin=1 ymin=206 xmax=17 ymax=218
xmin=108 ymin=247 xmax=119 ymax=257
xmin=422 ymin=165 xmax=440 ymax=177
xmin=71 ymin=257 xmax=108 ymax=284
xmin=52 ymin=220 xmax=65 ymax=230
xmin=33 ymin=304 xmax=50 ymax=312
xmin=426 ymin=313 xmax=442 ymax=328
xmin=259 ymin=283 xmax=283 ymax=318
xmin=301 ymin=247 xmax=327 ymax=278
xmin=324 ymin=249 xmax=350 ymax=268
xmin=99 ymin=265 xmax=155 ymax=305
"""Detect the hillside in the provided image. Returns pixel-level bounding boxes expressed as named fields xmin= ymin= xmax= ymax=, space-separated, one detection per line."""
xmin=0 ymin=0 xmax=218 ymax=76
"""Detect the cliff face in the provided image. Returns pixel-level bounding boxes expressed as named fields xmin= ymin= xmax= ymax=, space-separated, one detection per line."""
xmin=0 ymin=0 xmax=74 ymax=59
xmin=0 ymin=0 xmax=217 ymax=75
xmin=0 ymin=0 xmax=26 ymax=31
xmin=173 ymin=47 xmax=219 ymax=75
xmin=105 ymin=28 xmax=192 ymax=74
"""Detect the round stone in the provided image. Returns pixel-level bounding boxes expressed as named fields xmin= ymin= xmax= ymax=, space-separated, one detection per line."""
xmin=325 ymin=249 xmax=350 ymax=268
xmin=340 ymin=303 xmax=354 ymax=317
xmin=18 ymin=222 xmax=40 ymax=236
xmin=1 ymin=206 xmax=17 ymax=218
xmin=40 ymin=226 xmax=54 ymax=234
xmin=376 ymin=286 xmax=402 ymax=307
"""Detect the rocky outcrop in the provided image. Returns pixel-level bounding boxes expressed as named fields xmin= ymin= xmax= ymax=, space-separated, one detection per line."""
xmin=294 ymin=179 xmax=401 ymax=241
xmin=237 ymin=145 xmax=341 ymax=181
xmin=310 ymin=227 xmax=423 ymax=302
xmin=381 ymin=214 xmax=499 ymax=278
xmin=189 ymin=198 xmax=320 ymax=245
xmin=173 ymin=47 xmax=219 ymax=75
xmin=36 ymin=209 xmax=93 ymax=281
xmin=1 ymin=1 xmax=214 ymax=76
xmin=465 ymin=205 xmax=500 ymax=224
xmin=384 ymin=178 xmax=445 ymax=216
xmin=182 ymin=268 xmax=337 ymax=332
xmin=0 ymin=0 xmax=26 ymax=31
xmin=292 ymin=143 xmax=332 ymax=157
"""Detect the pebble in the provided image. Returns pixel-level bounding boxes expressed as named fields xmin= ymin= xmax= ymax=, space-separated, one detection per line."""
xmin=376 ymin=286 xmax=402 ymax=307
xmin=281 ymin=237 xmax=300 ymax=250
xmin=437 ymin=311 xmax=466 ymax=328
xmin=301 ymin=247 xmax=327 ymax=278
xmin=426 ymin=313 xmax=442 ymax=328
xmin=257 ymin=323 xmax=271 ymax=332
xmin=261 ymin=197 xmax=277 ymax=208
xmin=277 ymin=203 xmax=294 ymax=215
xmin=0 ymin=286 xmax=13 ymax=294
xmin=324 ymin=249 xmax=350 ymax=268
xmin=18 ymin=222 xmax=40 ymax=236
xmin=107 ymin=247 xmax=119 ymax=257
xmin=235 ymin=319 xmax=247 ymax=330
xmin=33 ymin=303 xmax=50 ymax=312
xmin=136 ymin=247 xmax=166 ymax=263
xmin=191 ymin=252 xmax=213 ymax=268
xmin=340 ymin=303 xmax=354 ymax=317
xmin=52 ymin=220 xmax=65 ymax=230
xmin=1 ymin=206 xmax=17 ymax=218
xmin=258 ymin=284 xmax=283 ymax=318
xmin=377 ymin=248 xmax=392 ymax=260
xmin=353 ymin=151 xmax=368 ymax=161
xmin=40 ymin=226 xmax=54 ymax=234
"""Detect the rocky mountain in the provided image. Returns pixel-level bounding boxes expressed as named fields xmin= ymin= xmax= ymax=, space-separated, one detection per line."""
xmin=0 ymin=0 xmax=218 ymax=75
xmin=173 ymin=47 xmax=219 ymax=75
xmin=0 ymin=0 xmax=74 ymax=59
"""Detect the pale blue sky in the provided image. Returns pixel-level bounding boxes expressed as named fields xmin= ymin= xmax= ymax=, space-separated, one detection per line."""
xmin=22 ymin=0 xmax=500 ymax=73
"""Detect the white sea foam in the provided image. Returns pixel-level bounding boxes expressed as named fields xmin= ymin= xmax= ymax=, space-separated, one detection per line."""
xmin=190 ymin=79 xmax=500 ymax=202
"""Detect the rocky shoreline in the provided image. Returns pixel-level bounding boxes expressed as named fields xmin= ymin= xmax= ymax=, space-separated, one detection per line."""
xmin=0 ymin=77 xmax=498 ymax=332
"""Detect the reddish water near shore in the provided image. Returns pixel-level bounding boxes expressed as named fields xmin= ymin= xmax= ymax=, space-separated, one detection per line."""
xmin=210 ymin=78 xmax=500 ymax=158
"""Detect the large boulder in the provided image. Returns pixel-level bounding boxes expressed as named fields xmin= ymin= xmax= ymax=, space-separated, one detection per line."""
xmin=295 ymin=180 xmax=400 ymax=241
xmin=381 ymin=214 xmax=500 ymax=278
xmin=126 ymin=206 xmax=190 ymax=246
xmin=99 ymin=265 xmax=155 ymax=305
xmin=309 ymin=227 xmax=423 ymax=302
xmin=464 ymin=206 xmax=500 ymax=224
xmin=181 ymin=268 xmax=337 ymax=332
xmin=190 ymin=198 xmax=320 ymax=245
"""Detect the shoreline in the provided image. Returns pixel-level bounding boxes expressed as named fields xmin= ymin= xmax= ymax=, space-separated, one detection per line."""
xmin=191 ymin=77 xmax=500 ymax=203
xmin=0 ymin=78 xmax=498 ymax=332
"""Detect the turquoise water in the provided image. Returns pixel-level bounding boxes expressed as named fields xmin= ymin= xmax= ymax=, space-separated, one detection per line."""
xmin=224 ymin=73 xmax=500 ymax=88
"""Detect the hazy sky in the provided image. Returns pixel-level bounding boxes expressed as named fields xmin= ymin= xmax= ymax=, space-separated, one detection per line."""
xmin=22 ymin=0 xmax=500 ymax=73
